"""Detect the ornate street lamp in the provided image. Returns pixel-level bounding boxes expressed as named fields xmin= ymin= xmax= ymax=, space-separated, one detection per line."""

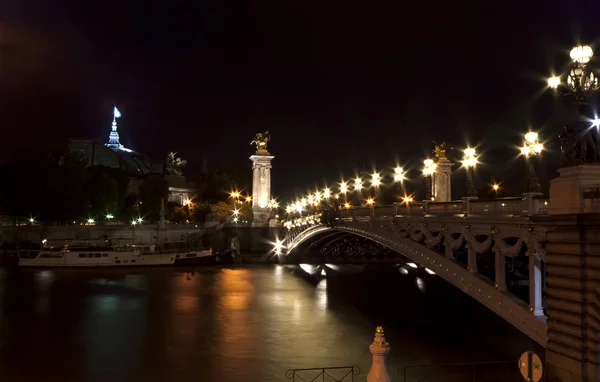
xmin=462 ymin=148 xmax=478 ymax=197
xmin=549 ymin=45 xmax=600 ymax=165
xmin=422 ymin=159 xmax=436 ymax=200
xmin=520 ymin=132 xmax=544 ymax=193
xmin=371 ymin=172 xmax=381 ymax=187
xmin=366 ymin=197 xmax=375 ymax=216
xmin=340 ymin=181 xmax=348 ymax=194
xmin=394 ymin=166 xmax=405 ymax=197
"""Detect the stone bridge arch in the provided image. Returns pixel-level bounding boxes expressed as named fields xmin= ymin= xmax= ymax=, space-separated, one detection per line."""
xmin=282 ymin=219 xmax=548 ymax=346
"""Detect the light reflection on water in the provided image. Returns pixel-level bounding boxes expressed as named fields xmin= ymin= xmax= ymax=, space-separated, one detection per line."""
xmin=0 ymin=265 xmax=540 ymax=382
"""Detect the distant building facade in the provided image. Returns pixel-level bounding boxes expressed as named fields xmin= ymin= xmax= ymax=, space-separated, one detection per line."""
xmin=68 ymin=108 xmax=196 ymax=205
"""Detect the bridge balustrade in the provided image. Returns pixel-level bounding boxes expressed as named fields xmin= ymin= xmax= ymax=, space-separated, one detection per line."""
xmin=336 ymin=197 xmax=549 ymax=218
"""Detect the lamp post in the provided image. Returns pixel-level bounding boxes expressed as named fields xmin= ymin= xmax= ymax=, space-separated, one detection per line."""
xmin=462 ymin=148 xmax=478 ymax=198
xmin=520 ymin=132 xmax=544 ymax=194
xmin=548 ymin=45 xmax=600 ymax=165
xmin=394 ymin=166 xmax=405 ymax=193
xmin=422 ymin=159 xmax=436 ymax=200
xmin=366 ymin=197 xmax=375 ymax=217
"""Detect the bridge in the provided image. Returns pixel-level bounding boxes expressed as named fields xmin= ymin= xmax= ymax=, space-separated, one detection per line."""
xmin=244 ymin=44 xmax=600 ymax=380
xmin=280 ymin=197 xmax=549 ymax=347
xmin=272 ymin=185 xmax=600 ymax=381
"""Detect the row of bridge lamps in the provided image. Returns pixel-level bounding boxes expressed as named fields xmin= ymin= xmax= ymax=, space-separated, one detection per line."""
xmin=274 ymin=44 xmax=600 ymax=259
xmin=282 ymin=133 xmax=545 ymax=216
xmin=283 ymin=43 xmax=600 ymax=215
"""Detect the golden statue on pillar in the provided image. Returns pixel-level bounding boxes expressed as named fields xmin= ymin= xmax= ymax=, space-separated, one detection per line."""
xmin=250 ymin=131 xmax=271 ymax=153
xmin=433 ymin=141 xmax=452 ymax=161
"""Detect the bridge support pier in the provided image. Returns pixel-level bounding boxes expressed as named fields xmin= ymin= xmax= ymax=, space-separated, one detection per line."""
xmin=532 ymin=214 xmax=600 ymax=381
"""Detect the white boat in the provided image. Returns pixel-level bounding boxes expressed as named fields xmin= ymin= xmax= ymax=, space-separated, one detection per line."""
xmin=17 ymin=242 xmax=232 ymax=268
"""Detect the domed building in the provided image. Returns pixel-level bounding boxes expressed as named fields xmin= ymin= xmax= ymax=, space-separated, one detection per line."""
xmin=68 ymin=108 xmax=196 ymax=204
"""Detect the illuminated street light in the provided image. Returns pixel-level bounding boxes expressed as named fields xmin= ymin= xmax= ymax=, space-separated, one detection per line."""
xmin=366 ymin=197 xmax=375 ymax=217
xmin=232 ymin=208 xmax=240 ymax=216
xmin=273 ymin=240 xmax=284 ymax=255
xmin=87 ymin=218 xmax=95 ymax=224
xmin=137 ymin=217 xmax=143 ymax=224
xmin=492 ymin=183 xmax=500 ymax=192
xmin=29 ymin=218 xmax=35 ymax=223
xmin=393 ymin=167 xmax=405 ymax=182
xmin=314 ymin=191 xmax=322 ymax=202
xmin=354 ymin=177 xmax=363 ymax=191
xmin=371 ymin=172 xmax=381 ymax=187
xmin=340 ymin=181 xmax=348 ymax=194
xmin=323 ymin=188 xmax=331 ymax=198
xmin=462 ymin=147 xmax=478 ymax=198
xmin=520 ymin=131 xmax=543 ymax=194
xmin=547 ymin=76 xmax=560 ymax=89
xmin=344 ymin=202 xmax=351 ymax=209
xmin=106 ymin=214 xmax=114 ymax=220
xmin=549 ymin=45 xmax=600 ymax=164
xmin=423 ymin=159 xmax=437 ymax=200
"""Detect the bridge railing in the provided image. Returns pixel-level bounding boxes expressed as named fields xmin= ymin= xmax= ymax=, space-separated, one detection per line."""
xmin=336 ymin=196 xmax=548 ymax=218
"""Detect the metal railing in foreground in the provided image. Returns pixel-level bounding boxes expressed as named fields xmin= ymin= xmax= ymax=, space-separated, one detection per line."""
xmin=398 ymin=361 xmax=518 ymax=382
xmin=285 ymin=366 xmax=360 ymax=381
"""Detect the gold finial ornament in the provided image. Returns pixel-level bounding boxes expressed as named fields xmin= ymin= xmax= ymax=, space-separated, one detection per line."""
xmin=433 ymin=141 xmax=452 ymax=161
xmin=371 ymin=326 xmax=389 ymax=348
xmin=250 ymin=131 xmax=271 ymax=153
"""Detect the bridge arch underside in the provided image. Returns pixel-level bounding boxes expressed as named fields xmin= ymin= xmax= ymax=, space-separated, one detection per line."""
xmin=286 ymin=230 xmax=410 ymax=264
xmin=284 ymin=224 xmax=548 ymax=346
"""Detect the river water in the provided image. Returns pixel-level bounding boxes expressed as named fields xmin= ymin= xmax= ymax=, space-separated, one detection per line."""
xmin=0 ymin=264 xmax=541 ymax=381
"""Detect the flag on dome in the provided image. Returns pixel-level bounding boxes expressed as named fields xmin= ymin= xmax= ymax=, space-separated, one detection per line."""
xmin=114 ymin=107 xmax=122 ymax=119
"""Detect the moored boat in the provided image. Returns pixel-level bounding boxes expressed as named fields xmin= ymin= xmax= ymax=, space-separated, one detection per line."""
xmin=17 ymin=242 xmax=233 ymax=268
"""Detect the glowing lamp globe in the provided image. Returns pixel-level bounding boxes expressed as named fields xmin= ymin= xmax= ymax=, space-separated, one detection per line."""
xmin=525 ymin=132 xmax=538 ymax=143
xmin=548 ymin=76 xmax=560 ymax=89
xmin=570 ymin=45 xmax=593 ymax=64
xmin=533 ymin=143 xmax=543 ymax=153
xmin=464 ymin=148 xmax=476 ymax=157
xmin=521 ymin=146 xmax=531 ymax=156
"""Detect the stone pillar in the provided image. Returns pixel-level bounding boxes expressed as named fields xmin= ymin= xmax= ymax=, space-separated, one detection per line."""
xmin=367 ymin=326 xmax=391 ymax=382
xmin=467 ymin=246 xmax=478 ymax=273
xmin=528 ymin=252 xmax=544 ymax=317
xmin=249 ymin=152 xmax=274 ymax=227
xmin=532 ymin=214 xmax=600 ymax=381
xmin=522 ymin=192 xmax=543 ymax=216
xmin=494 ymin=250 xmax=507 ymax=291
xmin=433 ymin=158 xmax=454 ymax=202
xmin=549 ymin=164 xmax=600 ymax=214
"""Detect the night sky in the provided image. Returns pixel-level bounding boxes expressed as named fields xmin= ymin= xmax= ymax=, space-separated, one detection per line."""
xmin=2 ymin=1 xmax=600 ymax=197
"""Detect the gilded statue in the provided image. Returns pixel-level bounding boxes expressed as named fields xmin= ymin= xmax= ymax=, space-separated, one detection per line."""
xmin=250 ymin=131 xmax=271 ymax=153
xmin=433 ymin=141 xmax=452 ymax=161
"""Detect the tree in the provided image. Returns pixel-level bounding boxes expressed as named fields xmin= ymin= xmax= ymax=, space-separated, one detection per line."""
xmin=209 ymin=200 xmax=252 ymax=223
xmin=0 ymin=146 xmax=87 ymax=224
xmin=139 ymin=175 xmax=169 ymax=221
xmin=82 ymin=166 xmax=120 ymax=219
